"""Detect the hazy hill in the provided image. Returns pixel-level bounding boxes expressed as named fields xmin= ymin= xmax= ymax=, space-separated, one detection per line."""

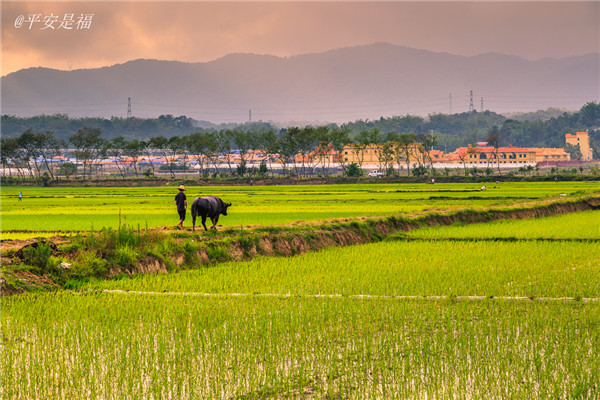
xmin=2 ymin=43 xmax=598 ymax=123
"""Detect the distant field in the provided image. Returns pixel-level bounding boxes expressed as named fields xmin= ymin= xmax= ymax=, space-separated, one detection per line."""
xmin=2 ymin=181 xmax=598 ymax=239
xmin=403 ymin=209 xmax=600 ymax=240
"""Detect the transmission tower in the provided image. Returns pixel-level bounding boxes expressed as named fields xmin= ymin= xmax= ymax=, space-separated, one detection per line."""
xmin=449 ymin=92 xmax=452 ymax=114
xmin=468 ymin=90 xmax=474 ymax=112
xmin=127 ymin=97 xmax=132 ymax=119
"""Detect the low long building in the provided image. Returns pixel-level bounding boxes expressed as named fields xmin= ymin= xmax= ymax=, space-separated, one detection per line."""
xmin=339 ymin=142 xmax=571 ymax=168
xmin=340 ymin=143 xmax=423 ymax=165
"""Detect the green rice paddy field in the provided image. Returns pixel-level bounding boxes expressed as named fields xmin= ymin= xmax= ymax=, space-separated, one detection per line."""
xmin=2 ymin=182 xmax=600 ymax=399
xmin=1 ymin=181 xmax=599 ymax=239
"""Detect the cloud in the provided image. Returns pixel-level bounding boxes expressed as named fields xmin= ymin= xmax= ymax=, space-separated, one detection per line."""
xmin=2 ymin=1 xmax=599 ymax=76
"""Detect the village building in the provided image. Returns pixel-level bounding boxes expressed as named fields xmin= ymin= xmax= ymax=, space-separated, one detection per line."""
xmin=565 ymin=131 xmax=594 ymax=161
xmin=533 ymin=148 xmax=570 ymax=163
xmin=444 ymin=145 xmax=537 ymax=167
xmin=340 ymin=143 xmax=423 ymax=165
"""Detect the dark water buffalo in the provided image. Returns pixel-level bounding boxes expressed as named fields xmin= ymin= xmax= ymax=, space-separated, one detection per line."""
xmin=191 ymin=196 xmax=232 ymax=231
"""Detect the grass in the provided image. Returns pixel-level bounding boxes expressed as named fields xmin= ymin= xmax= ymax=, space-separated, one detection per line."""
xmin=2 ymin=182 xmax=600 ymax=398
xmin=2 ymin=293 xmax=598 ymax=399
xmin=83 ymin=239 xmax=600 ymax=299
xmin=2 ymin=181 xmax=598 ymax=238
xmin=403 ymin=209 xmax=600 ymax=240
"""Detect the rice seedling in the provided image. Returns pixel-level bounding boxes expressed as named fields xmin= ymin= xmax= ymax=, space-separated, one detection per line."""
xmin=2 ymin=182 xmax=598 ymax=238
xmin=2 ymin=181 xmax=599 ymax=398
xmin=404 ymin=209 xmax=600 ymax=240
xmin=2 ymin=292 xmax=598 ymax=399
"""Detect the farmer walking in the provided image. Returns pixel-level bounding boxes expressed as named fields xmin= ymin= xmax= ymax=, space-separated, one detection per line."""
xmin=174 ymin=185 xmax=187 ymax=230
xmin=18 ymin=191 xmax=23 ymax=201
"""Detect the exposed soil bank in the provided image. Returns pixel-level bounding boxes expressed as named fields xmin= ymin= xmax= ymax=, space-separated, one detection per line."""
xmin=211 ymin=196 xmax=600 ymax=261
xmin=2 ymin=196 xmax=598 ymax=295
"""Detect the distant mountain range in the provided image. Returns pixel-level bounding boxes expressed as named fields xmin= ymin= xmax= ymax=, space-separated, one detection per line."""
xmin=2 ymin=43 xmax=598 ymax=123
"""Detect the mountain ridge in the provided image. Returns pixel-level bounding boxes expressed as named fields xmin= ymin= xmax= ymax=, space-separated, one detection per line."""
xmin=2 ymin=43 xmax=598 ymax=123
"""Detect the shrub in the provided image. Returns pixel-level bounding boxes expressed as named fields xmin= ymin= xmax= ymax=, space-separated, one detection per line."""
xmin=344 ymin=163 xmax=364 ymax=177
xmin=71 ymin=250 xmax=108 ymax=278
xmin=63 ymin=278 xmax=90 ymax=290
xmin=206 ymin=245 xmax=230 ymax=263
xmin=411 ymin=166 xmax=428 ymax=177
xmin=22 ymin=240 xmax=53 ymax=273
xmin=181 ymin=241 xmax=201 ymax=264
xmin=236 ymin=160 xmax=248 ymax=176
xmin=110 ymin=246 xmax=139 ymax=269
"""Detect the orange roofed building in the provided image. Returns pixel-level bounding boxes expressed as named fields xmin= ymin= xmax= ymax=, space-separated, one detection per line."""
xmin=443 ymin=145 xmax=537 ymax=166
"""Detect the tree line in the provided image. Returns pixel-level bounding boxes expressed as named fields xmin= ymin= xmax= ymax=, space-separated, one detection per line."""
xmin=2 ymin=102 xmax=598 ymax=181
xmin=2 ymin=102 xmax=598 ymax=150
xmin=342 ymin=102 xmax=599 ymax=150
xmin=0 ymin=125 xmax=444 ymax=180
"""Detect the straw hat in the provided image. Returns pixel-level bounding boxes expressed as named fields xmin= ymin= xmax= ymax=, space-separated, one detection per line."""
xmin=178 ymin=185 xmax=185 ymax=191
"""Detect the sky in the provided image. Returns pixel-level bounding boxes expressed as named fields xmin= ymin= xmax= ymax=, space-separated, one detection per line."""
xmin=2 ymin=1 xmax=599 ymax=77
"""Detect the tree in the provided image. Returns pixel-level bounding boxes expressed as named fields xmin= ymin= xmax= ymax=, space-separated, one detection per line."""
xmin=124 ymin=139 xmax=146 ymax=178
xmin=1 ymin=137 xmax=26 ymax=178
xmin=486 ymin=126 xmax=502 ymax=175
xmin=204 ymin=132 xmax=221 ymax=175
xmin=104 ymin=137 xmax=128 ymax=178
xmin=148 ymin=136 xmax=175 ymax=178
xmin=313 ymin=126 xmax=333 ymax=176
xmin=590 ymin=138 xmax=600 ymax=160
xmin=329 ymin=127 xmax=351 ymax=170
xmin=397 ymin=133 xmax=417 ymax=176
xmin=420 ymin=133 xmax=438 ymax=174
xmin=350 ymin=129 xmax=380 ymax=169
xmin=457 ymin=149 xmax=468 ymax=176
xmin=230 ymin=129 xmax=254 ymax=176
xmin=186 ymin=132 xmax=210 ymax=176
xmin=565 ymin=143 xmax=583 ymax=160
xmin=261 ymin=130 xmax=281 ymax=177
xmin=295 ymin=127 xmax=319 ymax=176
xmin=69 ymin=127 xmax=104 ymax=178
xmin=280 ymin=128 xmax=300 ymax=176
xmin=37 ymin=131 xmax=64 ymax=180
xmin=141 ymin=140 xmax=156 ymax=174
xmin=218 ymin=130 xmax=235 ymax=175
xmin=168 ymin=136 xmax=187 ymax=176
xmin=465 ymin=146 xmax=479 ymax=176
xmin=58 ymin=162 xmax=77 ymax=179
xmin=579 ymin=101 xmax=600 ymax=128
xmin=377 ymin=142 xmax=395 ymax=175
xmin=17 ymin=129 xmax=42 ymax=178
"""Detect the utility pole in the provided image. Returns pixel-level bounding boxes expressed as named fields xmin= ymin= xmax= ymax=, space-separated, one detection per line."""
xmin=449 ymin=92 xmax=452 ymax=114
xmin=481 ymin=97 xmax=484 ymax=112
xmin=249 ymin=109 xmax=252 ymax=122
xmin=127 ymin=97 xmax=132 ymax=119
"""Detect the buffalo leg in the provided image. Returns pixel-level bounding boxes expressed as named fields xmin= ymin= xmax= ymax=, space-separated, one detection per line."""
xmin=201 ymin=216 xmax=208 ymax=231
xmin=211 ymin=215 xmax=220 ymax=230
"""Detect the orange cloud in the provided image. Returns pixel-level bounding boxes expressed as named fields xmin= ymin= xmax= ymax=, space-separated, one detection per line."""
xmin=2 ymin=1 xmax=598 ymax=76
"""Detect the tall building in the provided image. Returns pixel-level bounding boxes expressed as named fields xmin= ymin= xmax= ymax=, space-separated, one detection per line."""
xmin=565 ymin=132 xmax=594 ymax=161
